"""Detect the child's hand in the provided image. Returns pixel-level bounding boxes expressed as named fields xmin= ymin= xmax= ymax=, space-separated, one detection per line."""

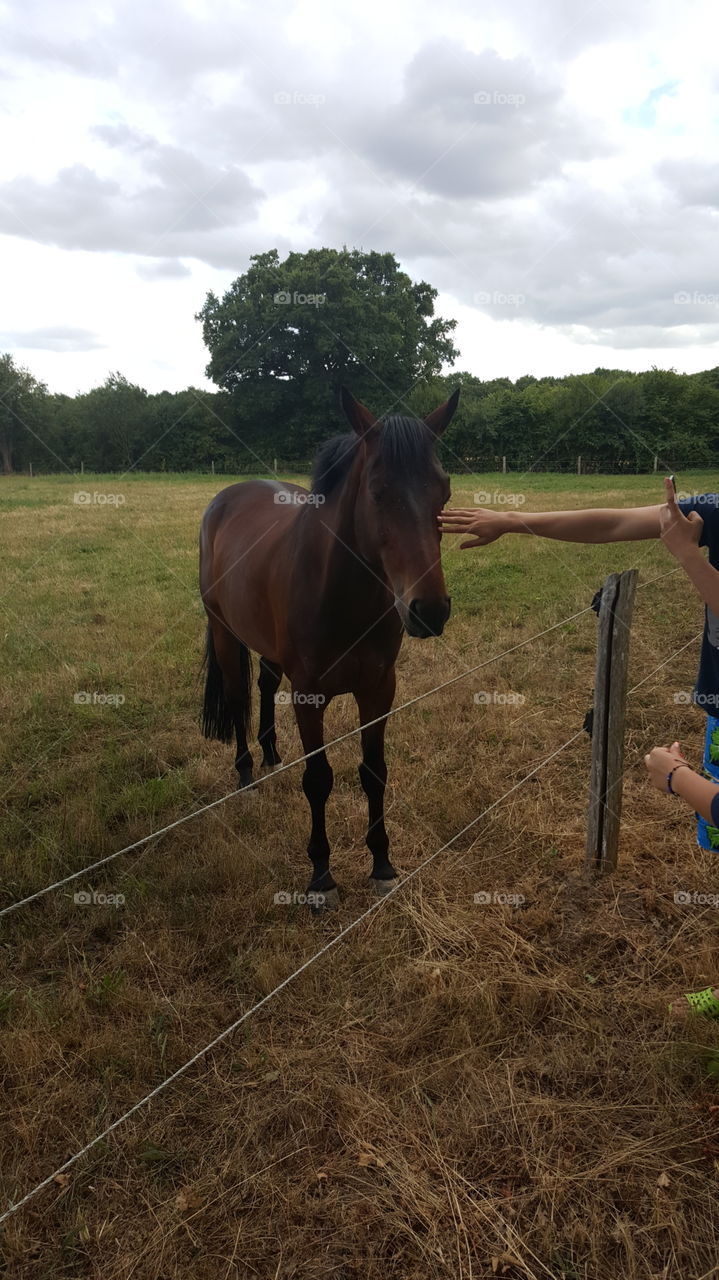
xmin=644 ymin=741 xmax=690 ymax=793
xmin=438 ymin=507 xmax=510 ymax=548
xmin=660 ymin=477 xmax=703 ymax=561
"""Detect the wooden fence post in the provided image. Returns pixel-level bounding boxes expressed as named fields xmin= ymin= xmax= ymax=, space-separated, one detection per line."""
xmin=585 ymin=568 xmax=638 ymax=873
xmin=577 ymin=455 xmax=582 ymax=476
xmin=502 ymin=456 xmax=507 ymax=474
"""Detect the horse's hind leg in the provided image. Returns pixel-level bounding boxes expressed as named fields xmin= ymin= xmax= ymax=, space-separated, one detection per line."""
xmin=294 ymin=698 xmax=337 ymax=908
xmin=258 ymin=658 xmax=282 ymax=768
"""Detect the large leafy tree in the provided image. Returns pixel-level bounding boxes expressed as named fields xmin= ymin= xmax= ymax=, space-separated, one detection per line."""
xmin=197 ymin=247 xmax=459 ymax=459
xmin=0 ymin=353 xmax=48 ymax=474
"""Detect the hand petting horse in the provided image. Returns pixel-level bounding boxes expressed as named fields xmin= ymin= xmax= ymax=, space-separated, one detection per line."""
xmin=199 ymin=386 xmax=459 ymax=907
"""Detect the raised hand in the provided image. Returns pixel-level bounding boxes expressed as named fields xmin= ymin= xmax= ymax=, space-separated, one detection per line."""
xmin=659 ymin=476 xmax=703 ymax=560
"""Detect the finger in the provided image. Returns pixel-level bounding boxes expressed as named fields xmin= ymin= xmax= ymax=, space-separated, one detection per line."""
xmin=688 ymin=511 xmax=704 ymax=529
xmin=664 ymin=476 xmax=678 ymax=508
xmin=459 ymin=537 xmax=485 ymax=549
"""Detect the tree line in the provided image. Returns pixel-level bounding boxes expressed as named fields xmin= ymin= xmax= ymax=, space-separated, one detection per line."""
xmin=2 ymin=248 xmax=718 ymax=475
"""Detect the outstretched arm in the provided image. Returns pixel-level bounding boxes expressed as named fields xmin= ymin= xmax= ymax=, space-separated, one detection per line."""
xmin=438 ymin=502 xmax=663 ymax=549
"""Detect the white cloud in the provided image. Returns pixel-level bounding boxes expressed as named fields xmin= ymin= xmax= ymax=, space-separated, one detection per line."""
xmin=1 ymin=0 xmax=718 ymax=391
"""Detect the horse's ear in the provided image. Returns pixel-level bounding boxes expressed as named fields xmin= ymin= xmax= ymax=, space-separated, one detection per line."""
xmin=424 ymin=387 xmax=461 ymax=437
xmin=340 ymin=387 xmax=380 ymax=439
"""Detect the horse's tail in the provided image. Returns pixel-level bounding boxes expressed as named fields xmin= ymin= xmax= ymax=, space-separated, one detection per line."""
xmin=201 ymin=623 xmax=252 ymax=743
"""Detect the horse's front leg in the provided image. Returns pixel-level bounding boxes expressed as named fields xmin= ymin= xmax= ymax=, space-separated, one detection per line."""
xmin=356 ymin=672 xmax=398 ymax=894
xmin=293 ymin=697 xmax=337 ymax=908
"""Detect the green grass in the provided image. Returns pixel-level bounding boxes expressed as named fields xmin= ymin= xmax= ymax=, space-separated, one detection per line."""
xmin=2 ymin=470 xmax=719 ymax=1278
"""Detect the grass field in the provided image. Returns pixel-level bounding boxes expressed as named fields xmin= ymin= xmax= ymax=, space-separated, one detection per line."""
xmin=2 ymin=469 xmax=719 ymax=1279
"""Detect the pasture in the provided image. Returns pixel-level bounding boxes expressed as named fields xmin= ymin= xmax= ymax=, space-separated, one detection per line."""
xmin=1 ymin=470 xmax=719 ymax=1279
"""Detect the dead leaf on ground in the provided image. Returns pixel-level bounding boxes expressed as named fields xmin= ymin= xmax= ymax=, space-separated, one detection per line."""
xmin=175 ymin=1187 xmax=202 ymax=1213
xmin=357 ymin=1149 xmax=386 ymax=1168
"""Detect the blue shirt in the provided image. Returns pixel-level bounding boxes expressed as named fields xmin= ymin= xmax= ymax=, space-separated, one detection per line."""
xmin=678 ymin=494 xmax=719 ymax=714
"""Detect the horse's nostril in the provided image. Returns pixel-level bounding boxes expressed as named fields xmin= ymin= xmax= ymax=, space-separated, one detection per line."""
xmin=408 ymin=597 xmax=451 ymax=637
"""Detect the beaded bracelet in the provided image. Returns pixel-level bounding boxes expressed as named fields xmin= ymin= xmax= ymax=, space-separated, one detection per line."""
xmin=667 ymin=762 xmax=691 ymax=795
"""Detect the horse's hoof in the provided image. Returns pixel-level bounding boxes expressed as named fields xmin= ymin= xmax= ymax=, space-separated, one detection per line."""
xmin=310 ymin=887 xmax=339 ymax=912
xmin=371 ymin=877 xmax=399 ymax=897
xmin=237 ymin=770 xmax=255 ymax=791
xmin=260 ymin=763 xmax=282 ymax=774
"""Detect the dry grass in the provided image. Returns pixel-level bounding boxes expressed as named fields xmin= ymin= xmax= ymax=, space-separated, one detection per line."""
xmin=1 ymin=471 xmax=719 ymax=1279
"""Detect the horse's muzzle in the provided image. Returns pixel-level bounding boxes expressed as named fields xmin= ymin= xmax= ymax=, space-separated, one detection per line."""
xmin=405 ymin=596 xmax=452 ymax=638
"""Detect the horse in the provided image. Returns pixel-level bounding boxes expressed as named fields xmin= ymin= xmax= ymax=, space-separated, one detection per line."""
xmin=199 ymin=386 xmax=459 ymax=906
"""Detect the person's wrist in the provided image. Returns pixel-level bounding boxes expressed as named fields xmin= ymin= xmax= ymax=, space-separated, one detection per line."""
xmin=504 ymin=510 xmax=525 ymax=534
xmin=669 ymin=762 xmax=693 ymax=795
xmin=672 ymin=541 xmax=702 ymax=567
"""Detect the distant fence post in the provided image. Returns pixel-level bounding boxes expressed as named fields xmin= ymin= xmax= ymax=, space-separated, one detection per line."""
xmin=80 ymin=461 xmax=84 ymax=474
xmin=577 ymin=455 xmax=582 ymax=475
xmin=502 ymin=455 xmax=507 ymax=473
xmin=211 ymin=459 xmax=215 ymax=475
xmin=585 ymin=569 xmax=639 ymax=874
xmin=653 ymin=455 xmax=658 ymax=472
xmin=29 ymin=462 xmax=32 ymax=477
xmin=274 ymin=457 xmax=278 ymax=473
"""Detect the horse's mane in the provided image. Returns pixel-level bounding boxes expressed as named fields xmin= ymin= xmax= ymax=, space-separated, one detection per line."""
xmin=310 ymin=415 xmax=436 ymax=498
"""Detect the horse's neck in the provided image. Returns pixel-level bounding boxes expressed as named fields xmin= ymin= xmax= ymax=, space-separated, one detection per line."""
xmin=297 ymin=480 xmax=388 ymax=611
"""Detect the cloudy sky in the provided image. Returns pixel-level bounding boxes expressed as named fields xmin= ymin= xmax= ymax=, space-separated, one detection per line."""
xmin=1 ymin=0 xmax=718 ymax=394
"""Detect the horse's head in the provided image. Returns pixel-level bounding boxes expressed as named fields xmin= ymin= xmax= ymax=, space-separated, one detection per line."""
xmin=339 ymin=386 xmax=459 ymax=638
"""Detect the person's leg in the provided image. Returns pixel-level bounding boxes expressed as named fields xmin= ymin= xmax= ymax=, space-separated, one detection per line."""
xmin=696 ymin=714 xmax=719 ymax=850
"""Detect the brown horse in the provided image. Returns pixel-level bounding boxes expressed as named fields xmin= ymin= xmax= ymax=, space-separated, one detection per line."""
xmin=199 ymin=386 xmax=459 ymax=905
